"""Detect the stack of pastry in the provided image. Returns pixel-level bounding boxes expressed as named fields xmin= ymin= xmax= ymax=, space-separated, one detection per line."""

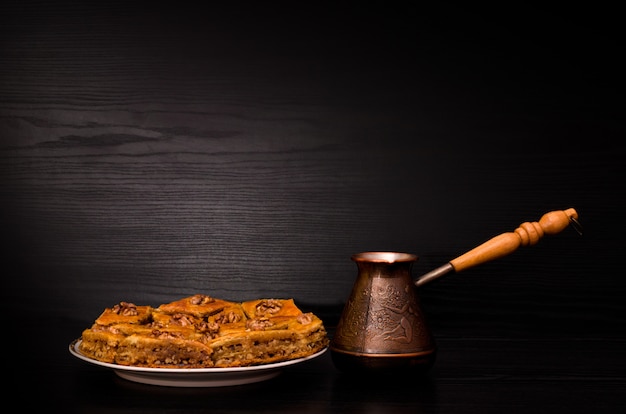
xmin=78 ymin=294 xmax=329 ymax=368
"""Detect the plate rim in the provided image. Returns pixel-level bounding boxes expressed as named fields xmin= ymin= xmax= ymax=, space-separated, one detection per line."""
xmin=69 ymin=338 xmax=328 ymax=374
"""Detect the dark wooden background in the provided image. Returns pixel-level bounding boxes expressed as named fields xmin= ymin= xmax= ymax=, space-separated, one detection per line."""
xmin=2 ymin=0 xmax=624 ymax=328
xmin=1 ymin=3 xmax=625 ymax=410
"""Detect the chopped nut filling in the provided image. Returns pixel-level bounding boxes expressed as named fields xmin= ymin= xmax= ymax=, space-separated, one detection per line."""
xmin=246 ymin=317 xmax=274 ymax=331
xmin=255 ymin=299 xmax=283 ymax=315
xmin=112 ymin=302 xmax=138 ymax=316
xmin=297 ymin=313 xmax=313 ymax=325
xmin=214 ymin=310 xmax=242 ymax=324
xmin=171 ymin=313 xmax=195 ymax=327
xmin=190 ymin=294 xmax=214 ymax=305
xmin=151 ymin=329 xmax=185 ymax=340
xmin=196 ymin=320 xmax=220 ymax=334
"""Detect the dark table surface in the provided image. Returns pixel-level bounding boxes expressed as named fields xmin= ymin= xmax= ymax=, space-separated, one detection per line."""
xmin=28 ymin=309 xmax=626 ymax=413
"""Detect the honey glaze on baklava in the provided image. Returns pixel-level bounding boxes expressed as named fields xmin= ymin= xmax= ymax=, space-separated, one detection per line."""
xmin=78 ymin=294 xmax=329 ymax=368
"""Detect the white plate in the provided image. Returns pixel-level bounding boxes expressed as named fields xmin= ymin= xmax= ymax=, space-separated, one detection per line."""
xmin=69 ymin=339 xmax=327 ymax=387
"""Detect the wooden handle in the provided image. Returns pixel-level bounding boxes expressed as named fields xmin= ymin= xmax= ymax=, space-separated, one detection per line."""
xmin=449 ymin=208 xmax=578 ymax=272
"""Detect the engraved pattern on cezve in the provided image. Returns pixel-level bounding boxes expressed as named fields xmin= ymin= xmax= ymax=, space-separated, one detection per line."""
xmin=339 ymin=287 xmax=371 ymax=338
xmin=343 ymin=282 xmax=425 ymax=340
xmin=365 ymin=282 xmax=419 ymax=345
xmin=336 ymin=279 xmax=432 ymax=353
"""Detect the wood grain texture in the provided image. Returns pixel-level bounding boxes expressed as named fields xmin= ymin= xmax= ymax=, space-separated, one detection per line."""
xmin=1 ymin=1 xmax=624 ymax=339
